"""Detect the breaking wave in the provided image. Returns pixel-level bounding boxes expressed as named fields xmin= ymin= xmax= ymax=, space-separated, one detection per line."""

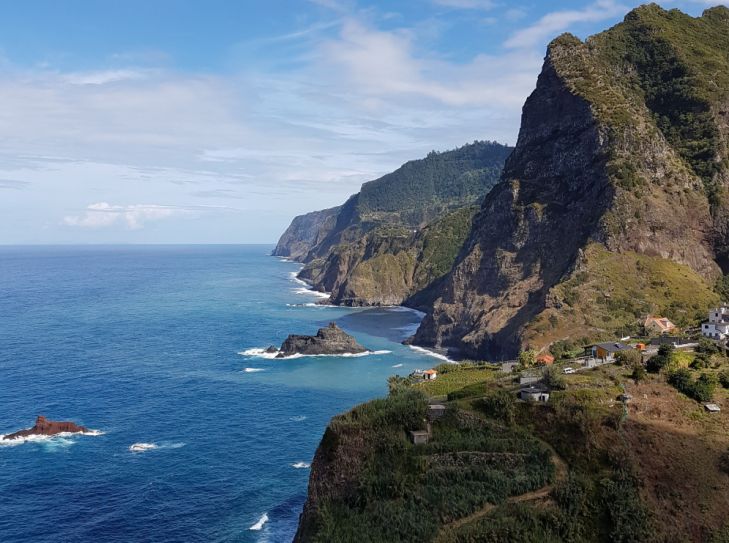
xmin=239 ymin=349 xmax=391 ymax=360
xmin=128 ymin=441 xmax=185 ymax=453
xmin=408 ymin=345 xmax=457 ymax=363
xmin=0 ymin=429 xmax=104 ymax=449
xmin=249 ymin=513 xmax=269 ymax=531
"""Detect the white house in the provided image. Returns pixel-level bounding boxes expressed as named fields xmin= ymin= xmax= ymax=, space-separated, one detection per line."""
xmin=519 ymin=384 xmax=550 ymax=403
xmin=701 ymin=306 xmax=729 ymax=340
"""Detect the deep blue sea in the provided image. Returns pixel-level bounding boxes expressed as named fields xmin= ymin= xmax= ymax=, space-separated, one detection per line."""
xmin=0 ymin=245 xmax=442 ymax=542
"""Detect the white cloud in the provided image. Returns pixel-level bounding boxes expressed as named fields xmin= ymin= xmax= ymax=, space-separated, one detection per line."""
xmin=62 ymin=69 xmax=149 ymax=86
xmin=62 ymin=202 xmax=191 ymax=229
xmin=317 ymin=19 xmax=540 ymax=108
xmin=504 ymin=0 xmax=627 ymax=49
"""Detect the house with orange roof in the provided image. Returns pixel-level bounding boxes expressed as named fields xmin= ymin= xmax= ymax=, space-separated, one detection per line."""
xmin=423 ymin=369 xmax=438 ymax=380
xmin=644 ymin=315 xmax=676 ymax=335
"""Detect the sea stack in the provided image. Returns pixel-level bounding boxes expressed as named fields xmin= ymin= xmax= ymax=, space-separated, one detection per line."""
xmin=2 ymin=416 xmax=88 ymax=440
xmin=277 ymin=323 xmax=369 ymax=357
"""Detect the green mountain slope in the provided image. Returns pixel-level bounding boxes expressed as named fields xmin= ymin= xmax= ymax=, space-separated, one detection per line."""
xmin=274 ymin=141 xmax=512 ymax=306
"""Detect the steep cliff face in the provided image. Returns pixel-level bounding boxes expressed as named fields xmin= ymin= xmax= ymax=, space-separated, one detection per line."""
xmin=415 ymin=5 xmax=729 ymax=359
xmin=271 ymin=206 xmax=340 ymax=261
xmin=276 ymin=141 xmax=512 ymax=305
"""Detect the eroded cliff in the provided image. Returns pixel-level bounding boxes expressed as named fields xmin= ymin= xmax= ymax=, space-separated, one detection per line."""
xmin=414 ymin=5 xmax=729 ymax=359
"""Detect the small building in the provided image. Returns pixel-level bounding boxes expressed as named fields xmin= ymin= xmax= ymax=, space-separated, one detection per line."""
xmin=409 ymin=430 xmax=430 ymax=445
xmin=635 ymin=343 xmax=646 ymax=351
xmin=423 ymin=369 xmax=438 ymax=380
xmin=536 ymin=353 xmax=555 ymax=366
xmin=591 ymin=342 xmax=634 ymax=362
xmin=702 ymin=306 xmax=729 ymax=340
xmin=644 ymin=315 xmax=677 ymax=335
xmin=704 ymin=403 xmax=721 ymax=413
xmin=519 ymin=374 xmax=540 ymax=385
xmin=519 ymin=384 xmax=550 ymax=403
xmin=427 ymin=404 xmax=447 ymax=421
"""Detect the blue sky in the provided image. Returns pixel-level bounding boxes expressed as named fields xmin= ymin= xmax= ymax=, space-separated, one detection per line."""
xmin=0 ymin=0 xmax=720 ymax=243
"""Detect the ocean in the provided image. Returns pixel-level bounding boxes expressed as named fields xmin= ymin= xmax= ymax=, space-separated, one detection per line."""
xmin=0 ymin=245 xmax=443 ymax=542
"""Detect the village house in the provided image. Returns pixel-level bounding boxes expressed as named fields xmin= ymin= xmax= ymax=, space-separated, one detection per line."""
xmin=411 ymin=369 xmax=438 ymax=381
xmin=589 ymin=342 xmax=634 ymax=362
xmin=702 ymin=306 xmax=729 ymax=340
xmin=519 ymin=383 xmax=550 ymax=402
xmin=409 ymin=430 xmax=430 ymax=445
xmin=423 ymin=369 xmax=438 ymax=380
xmin=644 ymin=315 xmax=677 ymax=335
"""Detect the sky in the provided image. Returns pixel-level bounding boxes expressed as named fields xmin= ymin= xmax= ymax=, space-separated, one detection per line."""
xmin=0 ymin=0 xmax=722 ymax=244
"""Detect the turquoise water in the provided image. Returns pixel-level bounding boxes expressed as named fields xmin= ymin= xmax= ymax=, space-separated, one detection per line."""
xmin=0 ymin=245 xmax=440 ymax=542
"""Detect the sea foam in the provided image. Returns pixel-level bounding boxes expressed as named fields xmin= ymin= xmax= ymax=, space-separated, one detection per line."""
xmin=239 ymin=349 xmax=391 ymax=360
xmin=243 ymin=367 xmax=265 ymax=373
xmin=249 ymin=513 xmax=269 ymax=531
xmin=0 ymin=429 xmax=103 ymax=448
xmin=291 ymin=462 xmax=311 ymax=469
xmin=408 ymin=345 xmax=457 ymax=363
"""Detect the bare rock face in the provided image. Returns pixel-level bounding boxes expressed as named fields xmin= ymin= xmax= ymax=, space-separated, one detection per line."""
xmin=277 ymin=323 xmax=369 ymax=357
xmin=414 ymin=6 xmax=729 ymax=360
xmin=3 ymin=416 xmax=88 ymax=440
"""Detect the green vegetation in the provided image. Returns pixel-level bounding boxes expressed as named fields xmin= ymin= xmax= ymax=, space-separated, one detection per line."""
xmin=646 ymin=345 xmax=675 ymax=373
xmin=530 ymin=244 xmax=719 ymax=349
xmin=357 ymin=141 xmax=511 ymax=221
xmin=668 ymin=368 xmax=717 ymax=402
xmin=417 ymin=363 xmax=498 ymax=397
xmin=304 ymin=387 xmax=554 ymax=543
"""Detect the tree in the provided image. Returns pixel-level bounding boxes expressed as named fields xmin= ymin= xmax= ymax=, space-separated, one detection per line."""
xmin=658 ymin=344 xmax=675 ymax=358
xmin=542 ymin=366 xmax=567 ymax=390
xmin=615 ymin=349 xmax=642 ymax=367
xmin=518 ymin=349 xmax=537 ymax=368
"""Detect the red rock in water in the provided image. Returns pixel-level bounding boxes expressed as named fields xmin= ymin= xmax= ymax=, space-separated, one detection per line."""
xmin=2 ymin=416 xmax=88 ymax=440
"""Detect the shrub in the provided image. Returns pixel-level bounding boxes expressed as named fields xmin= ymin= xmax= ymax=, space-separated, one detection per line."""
xmin=658 ymin=344 xmax=675 ymax=358
xmin=646 ymin=354 xmax=668 ymax=373
xmin=719 ymin=370 xmax=729 ymax=389
xmin=615 ymin=349 xmax=642 ymax=367
xmin=690 ymin=353 xmax=711 ymax=369
xmin=542 ymin=366 xmax=567 ymax=390
xmin=550 ymin=340 xmax=575 ymax=360
xmin=693 ymin=373 xmax=718 ymax=402
xmin=667 ymin=369 xmax=716 ymax=402
xmin=477 ymin=390 xmax=516 ymax=425
xmin=697 ymin=337 xmax=722 ymax=355
xmin=631 ymin=364 xmax=646 ymax=381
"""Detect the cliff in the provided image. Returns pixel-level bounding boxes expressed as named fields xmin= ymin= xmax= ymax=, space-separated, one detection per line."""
xmin=414 ymin=5 xmax=729 ymax=360
xmin=275 ymin=141 xmax=512 ymax=305
xmin=272 ymin=206 xmax=341 ymax=261
xmin=296 ymin=359 xmax=729 ymax=542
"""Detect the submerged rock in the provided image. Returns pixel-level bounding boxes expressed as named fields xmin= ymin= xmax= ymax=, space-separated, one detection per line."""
xmin=3 ymin=416 xmax=88 ymax=440
xmin=277 ymin=323 xmax=369 ymax=357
